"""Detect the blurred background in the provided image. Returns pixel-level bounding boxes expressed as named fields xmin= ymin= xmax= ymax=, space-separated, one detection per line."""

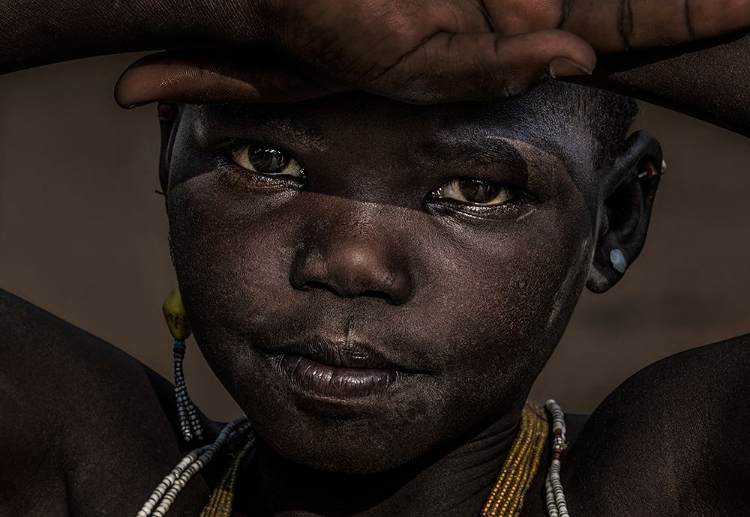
xmin=1 ymin=54 xmax=749 ymax=420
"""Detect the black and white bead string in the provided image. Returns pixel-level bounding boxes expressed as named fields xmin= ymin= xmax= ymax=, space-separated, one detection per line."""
xmin=173 ymin=339 xmax=204 ymax=441
xmin=545 ymin=399 xmax=570 ymax=517
xmin=136 ymin=415 xmax=252 ymax=517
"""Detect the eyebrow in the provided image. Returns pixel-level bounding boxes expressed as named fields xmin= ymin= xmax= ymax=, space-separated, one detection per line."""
xmin=417 ymin=134 xmax=529 ymax=171
xmin=198 ymin=106 xmax=326 ymax=152
xmin=257 ymin=118 xmax=326 ymax=152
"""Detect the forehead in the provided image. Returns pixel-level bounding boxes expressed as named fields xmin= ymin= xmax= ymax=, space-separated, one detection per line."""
xmin=182 ymin=87 xmax=596 ymax=165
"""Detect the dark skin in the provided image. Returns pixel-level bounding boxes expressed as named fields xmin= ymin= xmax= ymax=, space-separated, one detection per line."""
xmin=165 ymin=92 xmax=650 ymax=473
xmin=1 ymin=1 xmax=750 ymax=516
xmin=163 ymin=89 xmax=663 ymax=517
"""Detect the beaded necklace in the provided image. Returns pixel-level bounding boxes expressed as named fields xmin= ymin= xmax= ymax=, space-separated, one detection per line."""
xmin=479 ymin=400 xmax=548 ymax=517
xmin=137 ymin=400 xmax=570 ymax=517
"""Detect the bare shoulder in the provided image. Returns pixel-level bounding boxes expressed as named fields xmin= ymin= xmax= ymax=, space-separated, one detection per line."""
xmin=0 ymin=288 xmax=210 ymax=515
xmin=0 ymin=288 xmax=180 ymax=439
xmin=565 ymin=334 xmax=750 ymax=516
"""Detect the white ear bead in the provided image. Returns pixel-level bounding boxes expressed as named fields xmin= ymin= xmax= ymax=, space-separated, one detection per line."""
xmin=609 ymin=249 xmax=628 ymax=274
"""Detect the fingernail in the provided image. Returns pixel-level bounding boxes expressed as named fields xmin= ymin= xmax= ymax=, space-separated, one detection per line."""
xmin=548 ymin=57 xmax=593 ymax=79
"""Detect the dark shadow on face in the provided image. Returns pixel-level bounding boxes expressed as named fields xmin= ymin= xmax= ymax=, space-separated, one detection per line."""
xmin=160 ymin=84 xmax=659 ymax=474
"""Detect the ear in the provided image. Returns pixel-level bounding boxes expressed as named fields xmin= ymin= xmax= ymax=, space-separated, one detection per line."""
xmin=157 ymin=102 xmax=181 ymax=196
xmin=586 ymin=130 xmax=664 ymax=294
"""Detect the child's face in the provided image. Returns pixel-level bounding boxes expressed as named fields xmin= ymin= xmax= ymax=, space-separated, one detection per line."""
xmin=165 ymin=91 xmax=602 ymax=473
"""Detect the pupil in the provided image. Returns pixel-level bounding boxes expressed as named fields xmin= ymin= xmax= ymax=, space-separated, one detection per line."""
xmin=458 ymin=179 xmax=496 ymax=203
xmin=250 ymin=148 xmax=286 ymax=173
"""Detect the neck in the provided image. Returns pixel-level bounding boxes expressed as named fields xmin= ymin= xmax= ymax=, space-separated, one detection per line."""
xmin=236 ymin=403 xmax=532 ymax=517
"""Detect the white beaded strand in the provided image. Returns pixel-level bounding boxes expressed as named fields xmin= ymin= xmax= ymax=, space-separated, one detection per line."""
xmin=545 ymin=400 xmax=570 ymax=517
xmin=136 ymin=415 xmax=251 ymax=517
xmin=173 ymin=339 xmax=204 ymax=441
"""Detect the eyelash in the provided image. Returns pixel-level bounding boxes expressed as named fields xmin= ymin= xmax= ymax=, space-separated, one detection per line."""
xmin=218 ymin=164 xmax=304 ymax=192
xmin=214 ymin=141 xmax=531 ymax=218
xmin=426 ymin=194 xmax=529 ymax=221
xmin=426 ymin=181 xmax=530 ymax=218
xmin=216 ymin=142 xmax=306 ymax=192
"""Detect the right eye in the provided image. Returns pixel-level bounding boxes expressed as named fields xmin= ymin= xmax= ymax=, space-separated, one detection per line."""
xmin=432 ymin=178 xmax=516 ymax=207
xmin=230 ymin=144 xmax=305 ymax=179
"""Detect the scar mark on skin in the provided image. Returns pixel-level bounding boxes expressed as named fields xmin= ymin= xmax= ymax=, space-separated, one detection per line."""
xmin=516 ymin=209 xmax=537 ymax=222
xmin=546 ymin=237 xmax=590 ymax=331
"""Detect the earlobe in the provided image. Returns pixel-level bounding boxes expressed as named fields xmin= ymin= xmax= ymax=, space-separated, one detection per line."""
xmin=586 ymin=130 xmax=664 ymax=294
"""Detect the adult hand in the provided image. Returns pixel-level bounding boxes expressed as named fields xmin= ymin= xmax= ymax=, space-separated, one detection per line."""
xmin=115 ymin=0 xmax=750 ymax=106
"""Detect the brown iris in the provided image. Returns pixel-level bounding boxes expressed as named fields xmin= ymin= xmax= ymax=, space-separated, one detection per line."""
xmin=435 ymin=178 xmax=514 ymax=206
xmin=230 ymin=144 xmax=305 ymax=178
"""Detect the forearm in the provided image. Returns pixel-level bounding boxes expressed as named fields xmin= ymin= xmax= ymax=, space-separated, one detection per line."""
xmin=581 ymin=30 xmax=750 ymax=137
xmin=5 ymin=0 xmax=749 ymax=132
xmin=0 ymin=0 xmax=266 ymax=75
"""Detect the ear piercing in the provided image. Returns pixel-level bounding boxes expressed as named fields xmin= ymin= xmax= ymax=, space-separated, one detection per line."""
xmin=158 ymin=102 xmax=177 ymax=122
xmin=163 ymin=282 xmax=204 ymax=442
xmin=637 ymin=159 xmax=667 ymax=180
xmin=609 ymin=249 xmax=627 ymax=274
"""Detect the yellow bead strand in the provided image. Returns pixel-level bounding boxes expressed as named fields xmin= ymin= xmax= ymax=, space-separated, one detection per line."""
xmin=480 ymin=400 xmax=548 ymax=517
xmin=200 ymin=441 xmax=254 ymax=517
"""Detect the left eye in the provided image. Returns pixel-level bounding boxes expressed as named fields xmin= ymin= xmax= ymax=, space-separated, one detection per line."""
xmin=432 ymin=178 xmax=515 ymax=206
xmin=230 ymin=144 xmax=305 ymax=178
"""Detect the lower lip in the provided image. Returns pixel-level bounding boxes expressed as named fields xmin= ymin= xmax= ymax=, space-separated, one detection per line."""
xmin=278 ymin=354 xmax=400 ymax=399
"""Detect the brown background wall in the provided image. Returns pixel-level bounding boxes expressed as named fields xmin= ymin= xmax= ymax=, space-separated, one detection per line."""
xmin=1 ymin=54 xmax=749 ymax=421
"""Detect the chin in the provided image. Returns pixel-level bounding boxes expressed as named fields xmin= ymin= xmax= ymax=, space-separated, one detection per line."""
xmin=282 ymin=442 xmax=411 ymax=475
xmin=252 ymin=410 xmax=435 ymax=474
xmin=234 ymin=371 xmax=461 ymax=475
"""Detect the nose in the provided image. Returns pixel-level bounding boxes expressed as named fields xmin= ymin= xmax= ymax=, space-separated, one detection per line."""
xmin=289 ymin=213 xmax=414 ymax=306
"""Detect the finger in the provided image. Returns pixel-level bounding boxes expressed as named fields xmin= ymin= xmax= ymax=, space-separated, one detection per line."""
xmin=688 ymin=0 xmax=750 ymax=37
xmin=563 ymin=0 xmax=750 ymax=54
xmin=367 ymin=30 xmax=596 ymax=103
xmin=483 ymin=0 xmax=566 ymax=36
xmin=115 ymin=51 xmax=351 ymax=108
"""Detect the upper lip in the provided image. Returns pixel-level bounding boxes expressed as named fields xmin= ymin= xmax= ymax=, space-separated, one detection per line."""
xmin=259 ymin=337 xmax=411 ymax=371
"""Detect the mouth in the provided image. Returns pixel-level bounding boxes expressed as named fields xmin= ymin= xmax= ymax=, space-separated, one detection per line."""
xmin=258 ymin=338 xmax=416 ymax=400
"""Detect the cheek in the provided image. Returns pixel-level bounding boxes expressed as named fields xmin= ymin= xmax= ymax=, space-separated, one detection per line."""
xmin=418 ymin=203 xmax=593 ymax=407
xmin=166 ymin=177 xmax=289 ymax=373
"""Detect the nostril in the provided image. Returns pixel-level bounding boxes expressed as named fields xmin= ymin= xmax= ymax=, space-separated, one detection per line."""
xmin=292 ymin=281 xmax=394 ymax=302
xmin=292 ymin=280 xmax=332 ymax=293
xmin=360 ymin=290 xmax=395 ymax=302
xmin=290 ymin=278 xmax=409 ymax=305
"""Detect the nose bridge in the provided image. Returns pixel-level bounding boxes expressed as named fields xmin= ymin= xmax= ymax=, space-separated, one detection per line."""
xmin=290 ymin=199 xmax=414 ymax=305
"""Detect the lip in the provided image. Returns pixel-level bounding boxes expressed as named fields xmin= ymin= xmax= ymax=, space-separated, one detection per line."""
xmin=278 ymin=354 xmax=401 ymax=398
xmin=258 ymin=337 xmax=416 ymax=399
